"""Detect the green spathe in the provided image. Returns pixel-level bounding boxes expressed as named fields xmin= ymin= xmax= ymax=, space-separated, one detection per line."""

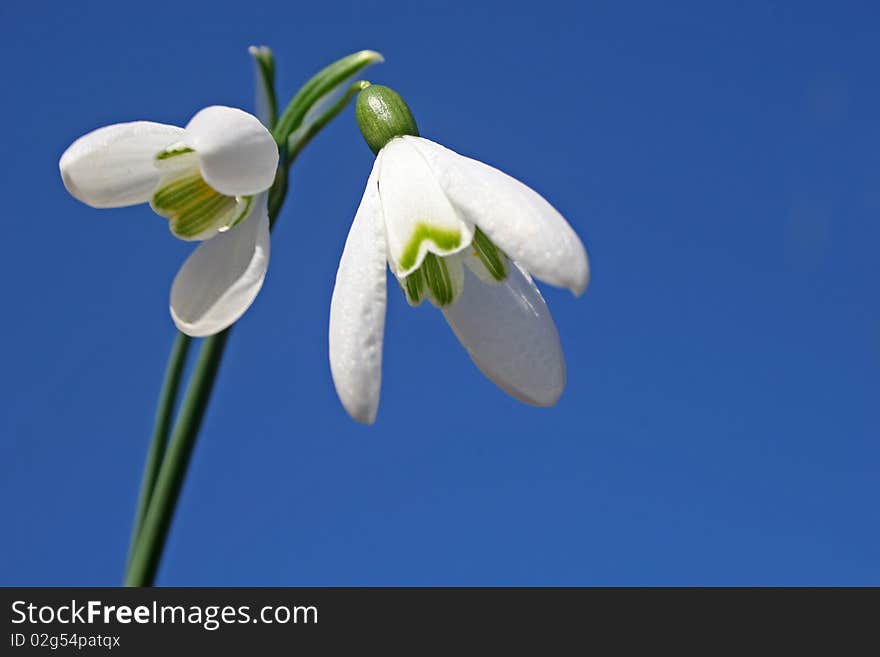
xmin=356 ymin=84 xmax=419 ymax=155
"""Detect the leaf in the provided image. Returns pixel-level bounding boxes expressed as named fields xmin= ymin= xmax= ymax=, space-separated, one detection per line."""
xmin=273 ymin=50 xmax=384 ymax=153
xmin=249 ymin=45 xmax=278 ymax=129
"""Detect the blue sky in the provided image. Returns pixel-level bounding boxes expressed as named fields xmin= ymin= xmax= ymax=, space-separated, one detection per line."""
xmin=1 ymin=0 xmax=877 ymax=585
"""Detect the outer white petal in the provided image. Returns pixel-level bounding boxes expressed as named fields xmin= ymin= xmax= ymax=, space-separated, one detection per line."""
xmin=378 ymin=137 xmax=473 ymax=277
xmin=405 ymin=136 xmax=589 ymax=296
xmin=184 ymin=106 xmax=279 ymax=196
xmin=329 ymin=157 xmax=388 ymax=424
xmin=170 ymin=193 xmax=270 ymax=337
xmin=59 ymin=121 xmax=184 ymax=208
xmin=442 ymin=263 xmax=566 ymax=406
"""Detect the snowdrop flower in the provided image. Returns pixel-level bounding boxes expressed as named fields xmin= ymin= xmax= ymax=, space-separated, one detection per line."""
xmin=329 ymin=86 xmax=589 ymax=424
xmin=60 ymin=106 xmax=279 ymax=336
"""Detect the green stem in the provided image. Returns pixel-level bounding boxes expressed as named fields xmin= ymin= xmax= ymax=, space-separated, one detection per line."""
xmin=124 ymin=330 xmax=230 ymax=586
xmin=267 ymin=151 xmax=288 ymax=228
xmin=125 ymin=332 xmax=191 ymax=571
xmin=125 ymin=153 xmax=292 ymax=587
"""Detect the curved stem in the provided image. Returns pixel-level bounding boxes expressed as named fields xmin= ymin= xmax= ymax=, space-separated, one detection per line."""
xmin=125 ymin=152 xmax=292 ymax=587
xmin=125 ymin=332 xmax=191 ymax=572
xmin=125 ymin=330 xmax=230 ymax=586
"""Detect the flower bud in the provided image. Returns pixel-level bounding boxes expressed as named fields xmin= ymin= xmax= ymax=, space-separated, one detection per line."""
xmin=355 ymin=84 xmax=419 ymax=154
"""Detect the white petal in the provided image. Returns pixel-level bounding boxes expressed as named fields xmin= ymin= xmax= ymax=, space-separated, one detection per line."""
xmin=59 ymin=121 xmax=184 ymax=208
xmin=442 ymin=263 xmax=566 ymax=406
xmin=184 ymin=106 xmax=279 ymax=196
xmin=405 ymin=136 xmax=589 ymax=296
xmin=378 ymin=137 xmax=473 ymax=277
xmin=170 ymin=193 xmax=270 ymax=337
xmin=329 ymin=158 xmax=388 ymax=424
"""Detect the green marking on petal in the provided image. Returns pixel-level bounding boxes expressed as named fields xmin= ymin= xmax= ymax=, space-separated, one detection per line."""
xmin=472 ymin=227 xmax=507 ymax=281
xmin=156 ymin=145 xmax=194 ymax=160
xmin=398 ymin=222 xmax=462 ymax=272
xmin=422 ymin=253 xmax=455 ymax=307
xmin=154 ymin=142 xmax=198 ymax=170
xmin=152 ymin=172 xmax=204 ymax=207
xmin=150 ymin=168 xmax=251 ymax=241
xmin=403 ymin=268 xmax=426 ymax=306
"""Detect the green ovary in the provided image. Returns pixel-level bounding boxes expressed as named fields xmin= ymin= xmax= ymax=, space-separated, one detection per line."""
xmin=398 ymin=222 xmax=462 ymax=272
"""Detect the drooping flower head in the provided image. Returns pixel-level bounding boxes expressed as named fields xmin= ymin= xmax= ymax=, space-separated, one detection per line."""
xmin=60 ymin=106 xmax=279 ymax=336
xmin=329 ymin=85 xmax=590 ymax=423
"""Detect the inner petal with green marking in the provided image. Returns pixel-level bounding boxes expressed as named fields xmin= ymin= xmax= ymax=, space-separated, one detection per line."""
xmin=150 ymin=146 xmax=252 ymax=241
xmin=397 ymin=222 xmax=463 ymax=272
xmin=399 ymin=229 xmax=508 ymax=309
xmin=401 ymin=253 xmax=464 ymax=308
xmin=377 ymin=137 xmax=474 ymax=276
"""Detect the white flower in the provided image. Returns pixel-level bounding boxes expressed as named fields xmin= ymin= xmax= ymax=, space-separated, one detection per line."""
xmin=329 ymin=135 xmax=589 ymax=424
xmin=59 ymin=106 xmax=279 ymax=337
